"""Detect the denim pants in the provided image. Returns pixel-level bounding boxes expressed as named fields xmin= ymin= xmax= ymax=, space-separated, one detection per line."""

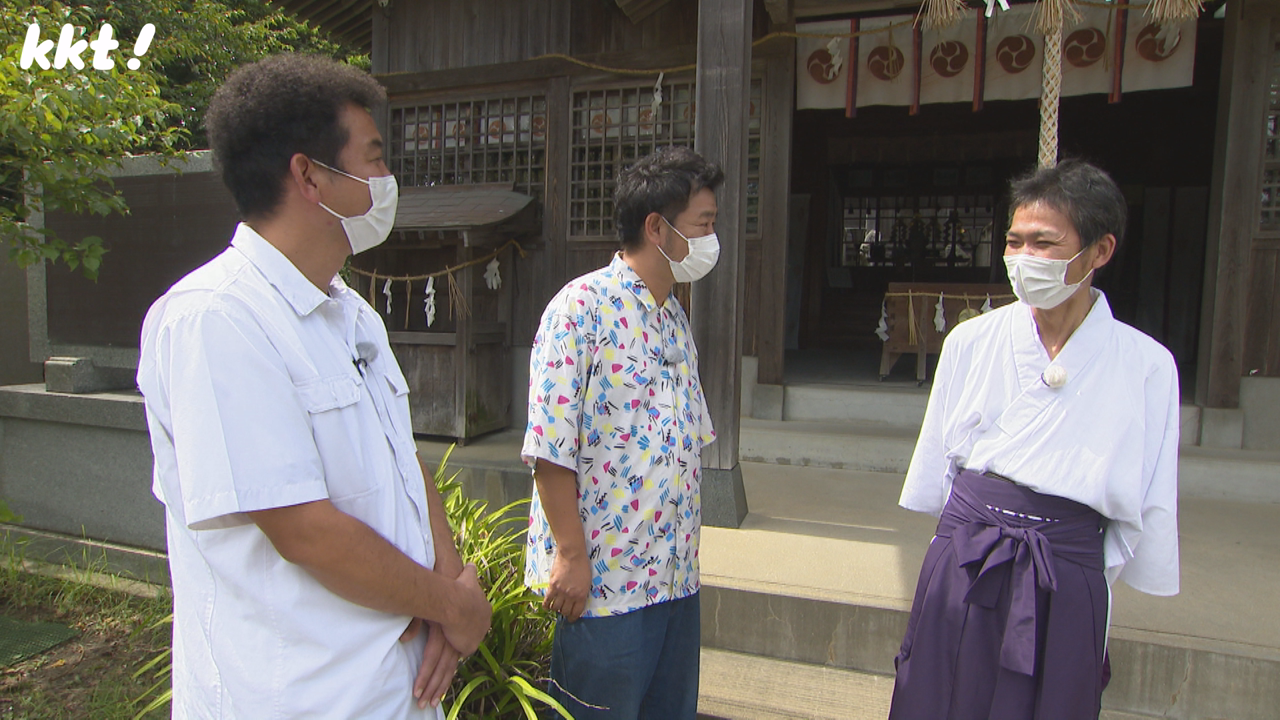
xmin=548 ymin=592 xmax=700 ymax=720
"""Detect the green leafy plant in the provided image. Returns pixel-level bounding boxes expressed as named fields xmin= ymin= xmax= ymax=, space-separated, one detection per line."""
xmin=130 ymin=447 xmax=570 ymax=719
xmin=433 ymin=445 xmax=571 ymax=720
xmin=1 ymin=0 xmax=367 ymax=280
xmin=1 ymin=1 xmax=185 ymax=280
xmin=0 ymin=498 xmax=21 ymax=524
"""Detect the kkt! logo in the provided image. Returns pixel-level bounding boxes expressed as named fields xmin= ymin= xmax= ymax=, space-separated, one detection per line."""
xmin=19 ymin=23 xmax=155 ymax=71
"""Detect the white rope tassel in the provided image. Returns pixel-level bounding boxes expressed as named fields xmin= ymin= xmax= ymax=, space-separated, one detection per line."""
xmin=1038 ymin=26 xmax=1063 ymax=169
xmin=934 ymin=292 xmax=947 ymax=333
xmin=382 ymin=278 xmax=393 ymax=315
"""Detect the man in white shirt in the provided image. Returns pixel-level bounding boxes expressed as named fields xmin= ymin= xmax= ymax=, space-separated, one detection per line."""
xmin=521 ymin=146 xmax=721 ymax=719
xmin=889 ymin=160 xmax=1180 ymax=720
xmin=136 ymin=54 xmax=491 ymax=719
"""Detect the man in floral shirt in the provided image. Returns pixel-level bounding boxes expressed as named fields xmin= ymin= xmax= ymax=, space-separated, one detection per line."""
xmin=521 ymin=146 xmax=722 ymax=719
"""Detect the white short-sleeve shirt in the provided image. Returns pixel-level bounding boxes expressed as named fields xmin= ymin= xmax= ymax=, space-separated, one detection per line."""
xmin=521 ymin=254 xmax=715 ymax=617
xmin=137 ymin=223 xmax=442 ymax=719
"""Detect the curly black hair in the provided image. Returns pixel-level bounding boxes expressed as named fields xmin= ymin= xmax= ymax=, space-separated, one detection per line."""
xmin=1009 ymin=159 xmax=1127 ymax=251
xmin=205 ymin=53 xmax=386 ymax=220
xmin=614 ymin=146 xmax=724 ymax=251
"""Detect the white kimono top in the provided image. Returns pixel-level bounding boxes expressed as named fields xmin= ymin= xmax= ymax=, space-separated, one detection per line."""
xmin=900 ymin=289 xmax=1180 ymax=596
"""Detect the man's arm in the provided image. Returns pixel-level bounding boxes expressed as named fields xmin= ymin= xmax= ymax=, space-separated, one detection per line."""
xmin=534 ymin=458 xmax=592 ymax=622
xmin=406 ymin=454 xmax=467 ymax=709
xmin=418 ymin=454 xmax=464 ymax=580
xmin=247 ymin=500 xmax=491 ymax=654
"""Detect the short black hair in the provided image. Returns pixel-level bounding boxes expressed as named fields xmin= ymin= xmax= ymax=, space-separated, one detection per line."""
xmin=614 ymin=146 xmax=724 ymax=251
xmin=205 ymin=53 xmax=386 ymax=220
xmin=1008 ymin=159 xmax=1127 ymax=250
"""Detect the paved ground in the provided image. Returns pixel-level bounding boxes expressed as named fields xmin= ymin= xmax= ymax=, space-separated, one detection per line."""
xmin=702 ymin=462 xmax=1280 ymax=661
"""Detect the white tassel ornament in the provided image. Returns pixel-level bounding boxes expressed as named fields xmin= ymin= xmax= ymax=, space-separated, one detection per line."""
xmin=876 ymin=301 xmax=890 ymax=342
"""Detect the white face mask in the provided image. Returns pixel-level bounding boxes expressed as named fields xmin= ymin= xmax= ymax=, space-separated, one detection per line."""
xmin=1003 ymin=247 xmax=1093 ymax=310
xmin=312 ymin=158 xmax=399 ymax=255
xmin=658 ymin=217 xmax=720 ymax=283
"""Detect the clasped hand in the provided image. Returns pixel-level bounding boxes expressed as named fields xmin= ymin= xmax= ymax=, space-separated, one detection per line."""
xmin=400 ymin=563 xmax=492 ymax=709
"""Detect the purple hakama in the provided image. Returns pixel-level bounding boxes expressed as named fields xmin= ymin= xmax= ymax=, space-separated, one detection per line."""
xmin=889 ymin=470 xmax=1109 ymax=720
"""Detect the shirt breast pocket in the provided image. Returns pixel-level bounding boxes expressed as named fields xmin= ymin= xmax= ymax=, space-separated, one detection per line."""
xmin=294 ymin=374 xmax=376 ymax=500
xmin=295 ymin=374 xmax=362 ymax=413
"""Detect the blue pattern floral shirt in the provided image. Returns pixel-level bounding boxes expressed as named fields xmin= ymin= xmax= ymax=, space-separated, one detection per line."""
xmin=521 ymin=253 xmax=715 ymax=617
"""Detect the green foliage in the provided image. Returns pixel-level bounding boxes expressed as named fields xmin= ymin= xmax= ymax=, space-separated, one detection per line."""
xmin=129 ymin=614 xmax=173 ymax=720
xmin=432 ymin=447 xmax=572 ymax=720
xmin=129 ymin=448 xmax=569 ymax=720
xmin=1 ymin=1 xmax=184 ymax=279
xmin=0 ymin=498 xmax=21 ymax=524
xmin=0 ymin=537 xmax=173 ymax=720
xmin=1 ymin=0 xmax=367 ymax=279
xmin=69 ymin=0 xmax=369 ymax=149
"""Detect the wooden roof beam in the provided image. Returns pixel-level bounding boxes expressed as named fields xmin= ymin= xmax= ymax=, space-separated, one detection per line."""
xmin=329 ymin=10 xmax=371 ymax=39
xmin=311 ymin=0 xmax=369 ymax=29
xmin=614 ymin=0 xmax=677 ymax=24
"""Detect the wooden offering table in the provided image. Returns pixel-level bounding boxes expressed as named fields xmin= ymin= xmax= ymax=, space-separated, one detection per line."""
xmin=879 ymin=282 xmax=1015 ymax=384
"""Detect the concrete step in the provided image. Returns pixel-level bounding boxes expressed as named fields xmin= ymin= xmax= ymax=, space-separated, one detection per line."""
xmin=700 ymin=462 xmax=1280 ymax=720
xmin=739 ymin=418 xmax=917 ymax=474
xmin=1177 ymin=445 xmax=1280 ymax=504
xmin=740 ymin=417 xmax=1280 ymax=503
xmin=697 ymin=649 xmax=1161 ymax=720
xmin=698 ymin=648 xmax=892 ymax=720
xmin=775 ymin=383 xmax=1204 ymax=448
xmin=781 ymin=384 xmax=927 ymax=428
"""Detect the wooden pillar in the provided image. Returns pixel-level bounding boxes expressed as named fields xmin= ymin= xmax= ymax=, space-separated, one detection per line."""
xmin=1196 ymin=0 xmax=1278 ymax=407
xmin=757 ymin=42 xmax=796 ymax=386
xmin=693 ymin=0 xmax=752 ymax=528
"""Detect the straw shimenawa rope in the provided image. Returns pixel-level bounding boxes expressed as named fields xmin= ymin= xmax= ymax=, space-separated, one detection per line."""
xmin=347 ymin=239 xmax=526 ymax=324
xmin=1145 ymin=0 xmax=1204 ymax=26
xmin=920 ymin=0 xmax=970 ymax=31
xmin=528 ymin=3 xmax=1173 ymax=79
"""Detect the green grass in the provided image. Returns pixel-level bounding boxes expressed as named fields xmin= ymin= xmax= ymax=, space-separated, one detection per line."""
xmin=0 ymin=540 xmax=172 ymax=720
xmin=0 ymin=447 xmax=566 ymax=719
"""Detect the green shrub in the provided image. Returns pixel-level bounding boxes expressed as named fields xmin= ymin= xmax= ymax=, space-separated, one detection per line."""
xmin=133 ymin=446 xmax=570 ymax=719
xmin=433 ymin=446 xmax=570 ymax=720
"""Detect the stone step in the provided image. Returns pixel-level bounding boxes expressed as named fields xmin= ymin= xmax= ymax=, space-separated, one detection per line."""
xmin=698 ymin=648 xmax=893 ymax=720
xmin=697 ymin=649 xmax=1163 ymax=720
xmin=739 ymin=418 xmax=1280 ymax=503
xmin=774 ymin=383 xmax=1206 ymax=448
xmin=739 ymin=418 xmax=917 ymax=474
xmin=1177 ymin=445 xmax=1280 ymax=504
xmin=781 ymin=384 xmax=928 ymax=428
xmin=699 ymin=577 xmax=1280 ymax=720
xmin=699 ymin=462 xmax=1280 ymax=720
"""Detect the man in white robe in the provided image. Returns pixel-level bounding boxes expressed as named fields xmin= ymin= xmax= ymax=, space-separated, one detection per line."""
xmin=890 ymin=159 xmax=1179 ymax=720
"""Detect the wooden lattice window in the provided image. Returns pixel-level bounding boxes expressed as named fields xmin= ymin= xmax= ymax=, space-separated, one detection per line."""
xmin=568 ymin=79 xmax=763 ymax=240
xmin=389 ymin=94 xmax=547 ymax=200
xmin=1260 ymin=38 xmax=1280 ymax=232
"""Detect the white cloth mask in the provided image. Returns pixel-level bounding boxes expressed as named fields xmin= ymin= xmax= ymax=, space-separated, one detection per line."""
xmin=1004 ymin=248 xmax=1093 ymax=309
xmin=312 ymin=158 xmax=399 ymax=255
xmin=658 ymin=217 xmax=719 ymax=283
